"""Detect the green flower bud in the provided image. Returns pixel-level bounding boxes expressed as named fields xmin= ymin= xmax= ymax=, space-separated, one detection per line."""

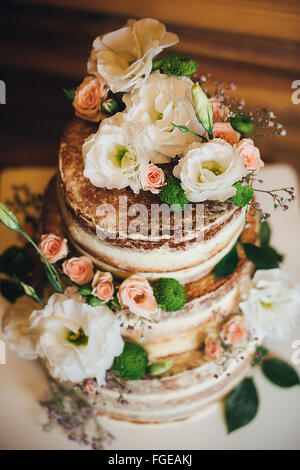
xmin=0 ymin=203 xmax=20 ymax=231
xmin=192 ymin=82 xmax=213 ymax=138
xmin=147 ymin=360 xmax=173 ymax=376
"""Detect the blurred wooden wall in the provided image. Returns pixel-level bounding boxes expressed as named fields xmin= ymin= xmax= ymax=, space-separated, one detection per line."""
xmin=0 ymin=0 xmax=300 ymax=171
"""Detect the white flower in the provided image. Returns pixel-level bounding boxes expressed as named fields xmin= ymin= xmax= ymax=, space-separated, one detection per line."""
xmin=2 ymin=296 xmax=39 ymax=360
xmin=29 ymin=287 xmax=124 ymax=385
xmin=83 ymin=114 xmax=151 ymax=193
xmin=239 ymin=269 xmax=300 ymax=341
xmin=123 ymin=71 xmax=204 ymax=161
xmin=88 ymin=18 xmax=178 ymax=93
xmin=173 ymin=139 xmax=248 ymax=202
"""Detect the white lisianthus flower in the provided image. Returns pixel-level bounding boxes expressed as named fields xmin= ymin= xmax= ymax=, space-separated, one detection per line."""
xmin=173 ymin=139 xmax=248 ymax=202
xmin=29 ymin=287 xmax=124 ymax=385
xmin=123 ymin=71 xmax=204 ymax=161
xmin=239 ymin=269 xmax=300 ymax=341
xmin=83 ymin=114 xmax=151 ymax=193
xmin=2 ymin=296 xmax=39 ymax=360
xmin=88 ymin=18 xmax=179 ymax=93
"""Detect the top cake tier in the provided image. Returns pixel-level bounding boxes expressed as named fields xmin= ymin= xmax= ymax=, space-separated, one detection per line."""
xmin=58 ymin=118 xmax=246 ymax=284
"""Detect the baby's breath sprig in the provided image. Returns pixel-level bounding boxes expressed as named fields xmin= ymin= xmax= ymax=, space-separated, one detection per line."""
xmin=117 ymin=311 xmax=156 ymax=338
xmin=252 ymin=186 xmax=295 ymax=212
xmin=248 ymin=108 xmax=286 ymax=138
xmin=40 ymin=378 xmax=113 ymax=450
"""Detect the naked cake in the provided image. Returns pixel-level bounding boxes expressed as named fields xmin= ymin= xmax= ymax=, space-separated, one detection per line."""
xmin=2 ymin=18 xmax=299 ymax=441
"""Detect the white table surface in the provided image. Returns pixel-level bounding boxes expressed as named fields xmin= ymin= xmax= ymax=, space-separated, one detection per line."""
xmin=0 ymin=164 xmax=299 ymax=450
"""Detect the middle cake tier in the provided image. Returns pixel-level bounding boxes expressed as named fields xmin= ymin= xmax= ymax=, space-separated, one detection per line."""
xmin=58 ymin=118 xmax=247 ymax=284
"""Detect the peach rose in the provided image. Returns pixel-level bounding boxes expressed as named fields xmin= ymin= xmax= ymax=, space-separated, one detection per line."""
xmin=140 ymin=164 xmax=165 ymax=194
xmin=237 ymin=138 xmax=264 ymax=171
xmin=220 ymin=315 xmax=247 ymax=345
xmin=204 ymin=335 xmax=223 ymax=361
xmin=118 ymin=275 xmax=158 ymax=319
xmin=212 ymin=122 xmax=240 ymax=145
xmin=92 ymin=271 xmax=114 ymax=302
xmin=39 ymin=233 xmax=68 ymax=264
xmin=73 ymin=76 xmax=108 ymax=122
xmin=209 ymin=97 xmax=228 ymax=123
xmin=62 ymin=256 xmax=94 ymax=285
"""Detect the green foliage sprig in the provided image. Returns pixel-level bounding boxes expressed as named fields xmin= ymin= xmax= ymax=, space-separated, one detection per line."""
xmin=0 ymin=203 xmax=63 ymax=294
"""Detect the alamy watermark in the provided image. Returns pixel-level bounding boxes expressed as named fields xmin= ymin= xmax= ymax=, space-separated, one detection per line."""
xmin=95 ymin=197 xmax=205 ymax=244
xmin=0 ymin=80 xmax=6 ymax=104
xmin=0 ymin=340 xmax=6 ymax=365
xmin=291 ymin=80 xmax=300 ymax=104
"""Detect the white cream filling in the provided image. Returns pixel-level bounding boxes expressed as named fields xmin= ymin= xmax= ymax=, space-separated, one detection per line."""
xmin=58 ymin=186 xmax=246 ymax=281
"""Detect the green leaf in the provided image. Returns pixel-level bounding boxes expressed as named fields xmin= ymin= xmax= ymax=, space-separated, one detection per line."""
xmin=0 ymin=279 xmax=23 ymax=303
xmin=63 ymin=87 xmax=76 ymax=101
xmin=264 ymin=245 xmax=284 ymax=263
xmin=230 ymin=113 xmax=254 ymax=134
xmin=0 ymin=246 xmax=33 ymax=281
xmin=171 ymin=123 xmax=203 ymax=139
xmin=251 ymin=346 xmax=269 ymax=366
xmin=224 ymin=377 xmax=259 ymax=433
xmin=0 ymin=203 xmax=20 ymax=231
xmin=259 ymin=220 xmax=271 ymax=247
xmin=159 ymin=177 xmax=190 ymax=211
xmin=191 ymin=82 xmax=213 ymax=138
xmin=78 ymin=284 xmax=93 ymax=296
xmin=44 ymin=266 xmax=63 ymax=294
xmin=243 ymin=243 xmax=279 ymax=269
xmin=231 ymin=182 xmax=254 ymax=207
xmin=213 ymin=244 xmax=238 ymax=279
xmin=147 ymin=360 xmax=173 ymax=376
xmin=86 ymin=295 xmax=101 ymax=307
xmin=261 ymin=358 xmax=300 ymax=388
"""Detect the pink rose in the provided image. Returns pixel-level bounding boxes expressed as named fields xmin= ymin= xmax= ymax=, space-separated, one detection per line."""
xmin=140 ymin=164 xmax=165 ymax=194
xmin=73 ymin=76 xmax=108 ymax=122
xmin=237 ymin=138 xmax=264 ymax=171
xmin=212 ymin=122 xmax=240 ymax=145
xmin=62 ymin=256 xmax=94 ymax=285
xmin=209 ymin=97 xmax=228 ymax=123
xmin=118 ymin=275 xmax=158 ymax=319
xmin=39 ymin=233 xmax=68 ymax=264
xmin=220 ymin=315 xmax=247 ymax=345
xmin=204 ymin=335 xmax=223 ymax=361
xmin=92 ymin=271 xmax=114 ymax=302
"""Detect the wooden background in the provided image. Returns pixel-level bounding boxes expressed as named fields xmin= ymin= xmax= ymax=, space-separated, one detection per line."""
xmin=0 ymin=0 xmax=299 ymax=171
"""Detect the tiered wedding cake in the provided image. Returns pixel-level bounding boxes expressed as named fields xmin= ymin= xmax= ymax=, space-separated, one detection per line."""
xmin=2 ymin=18 xmax=299 ymax=433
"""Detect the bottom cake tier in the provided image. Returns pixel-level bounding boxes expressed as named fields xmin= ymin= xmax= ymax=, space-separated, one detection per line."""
xmin=73 ymin=342 xmax=255 ymax=423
